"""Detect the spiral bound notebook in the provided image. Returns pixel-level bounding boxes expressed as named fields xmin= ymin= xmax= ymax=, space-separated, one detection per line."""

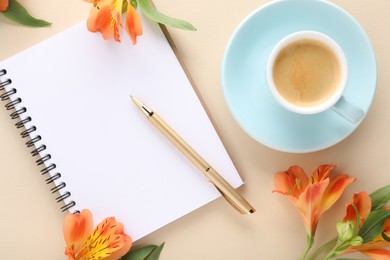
xmin=0 ymin=17 xmax=243 ymax=240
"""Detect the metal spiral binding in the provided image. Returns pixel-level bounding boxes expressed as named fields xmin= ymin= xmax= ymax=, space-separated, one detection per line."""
xmin=0 ymin=69 xmax=75 ymax=212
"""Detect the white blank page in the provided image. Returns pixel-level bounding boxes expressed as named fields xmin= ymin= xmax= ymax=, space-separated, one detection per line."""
xmin=1 ymin=17 xmax=242 ymax=240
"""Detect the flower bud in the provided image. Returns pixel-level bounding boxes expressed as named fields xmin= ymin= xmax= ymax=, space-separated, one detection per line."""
xmin=349 ymin=236 xmax=364 ymax=246
xmin=337 ymin=221 xmax=354 ymax=242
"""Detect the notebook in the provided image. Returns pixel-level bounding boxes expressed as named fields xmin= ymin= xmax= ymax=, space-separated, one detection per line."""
xmin=0 ymin=16 xmax=243 ymax=241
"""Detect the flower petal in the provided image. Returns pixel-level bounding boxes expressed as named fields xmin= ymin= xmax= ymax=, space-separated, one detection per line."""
xmin=295 ymin=178 xmax=330 ymax=237
xmin=344 ymin=192 xmax=372 ymax=227
xmin=63 ymin=209 xmax=94 ymax=256
xmin=342 ymin=239 xmax=390 ymax=256
xmin=86 ymin=0 xmax=122 ymax=42
xmin=76 ymin=217 xmax=132 ymax=259
xmin=84 ymin=0 xmax=102 ymax=5
xmin=0 ymin=0 xmax=9 ymax=11
xmin=126 ymin=2 xmax=143 ymax=44
xmin=86 ymin=3 xmax=110 ymax=33
xmin=106 ymin=233 xmax=132 ymax=260
xmin=320 ymin=174 xmax=356 ymax=214
xmin=362 ymin=249 xmax=390 ymax=259
xmin=273 ymin=165 xmax=309 ymax=198
xmin=310 ymin=164 xmax=336 ymax=184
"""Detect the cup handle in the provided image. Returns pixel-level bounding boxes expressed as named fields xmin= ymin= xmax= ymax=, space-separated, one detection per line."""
xmin=331 ymin=96 xmax=365 ymax=124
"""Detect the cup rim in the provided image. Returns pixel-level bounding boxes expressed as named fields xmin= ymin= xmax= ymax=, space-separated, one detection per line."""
xmin=266 ymin=30 xmax=349 ymax=114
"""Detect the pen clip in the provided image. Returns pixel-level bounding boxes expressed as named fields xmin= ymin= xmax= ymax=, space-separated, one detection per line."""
xmin=213 ymin=184 xmax=247 ymax=214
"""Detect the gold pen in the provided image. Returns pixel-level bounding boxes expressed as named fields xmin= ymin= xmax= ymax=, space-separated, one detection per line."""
xmin=130 ymin=96 xmax=255 ymax=215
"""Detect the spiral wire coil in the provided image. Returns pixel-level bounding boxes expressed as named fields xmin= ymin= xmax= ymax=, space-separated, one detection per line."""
xmin=0 ymin=69 xmax=75 ymax=211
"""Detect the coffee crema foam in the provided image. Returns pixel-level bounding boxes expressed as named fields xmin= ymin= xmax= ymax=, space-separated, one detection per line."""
xmin=272 ymin=39 xmax=341 ymax=107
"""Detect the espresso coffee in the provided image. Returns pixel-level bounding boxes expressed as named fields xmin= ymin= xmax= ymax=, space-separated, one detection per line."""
xmin=272 ymin=39 xmax=341 ymax=107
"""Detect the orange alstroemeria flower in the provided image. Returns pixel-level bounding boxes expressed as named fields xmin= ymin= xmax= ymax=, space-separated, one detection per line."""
xmin=86 ymin=0 xmax=142 ymax=44
xmin=349 ymin=232 xmax=390 ymax=259
xmin=343 ymin=191 xmax=372 ymax=228
xmin=340 ymin=194 xmax=390 ymax=260
xmin=0 ymin=0 xmax=9 ymax=11
xmin=63 ymin=209 xmax=132 ymax=260
xmin=273 ymin=165 xmax=355 ymax=238
xmin=87 ymin=0 xmax=122 ymax=42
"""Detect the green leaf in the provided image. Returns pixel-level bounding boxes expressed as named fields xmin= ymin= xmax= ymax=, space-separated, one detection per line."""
xmin=358 ymin=209 xmax=390 ymax=243
xmin=122 ymin=243 xmax=165 ymax=260
xmin=382 ymin=231 xmax=390 ymax=242
xmin=131 ymin=0 xmax=138 ymax=9
xmin=145 ymin=243 xmax=165 ymax=260
xmin=1 ymin=0 xmax=51 ymax=27
xmin=370 ymin=184 xmax=390 ymax=211
xmin=122 ymin=245 xmax=157 ymax=260
xmin=138 ymin=0 xmax=196 ymax=31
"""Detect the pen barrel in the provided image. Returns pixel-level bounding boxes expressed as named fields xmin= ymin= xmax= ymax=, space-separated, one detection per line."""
xmin=150 ymin=114 xmax=210 ymax=171
xmin=150 ymin=114 xmax=255 ymax=214
xmin=205 ymin=167 xmax=255 ymax=214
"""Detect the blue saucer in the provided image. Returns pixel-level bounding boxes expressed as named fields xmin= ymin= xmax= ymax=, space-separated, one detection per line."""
xmin=222 ymin=0 xmax=377 ymax=153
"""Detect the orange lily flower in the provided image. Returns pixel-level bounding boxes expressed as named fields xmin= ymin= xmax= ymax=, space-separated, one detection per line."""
xmin=63 ymin=209 xmax=132 ymax=260
xmin=86 ymin=0 xmax=142 ymax=44
xmin=340 ymin=193 xmax=390 ymax=259
xmin=273 ymin=165 xmax=355 ymax=238
xmin=0 ymin=0 xmax=9 ymax=11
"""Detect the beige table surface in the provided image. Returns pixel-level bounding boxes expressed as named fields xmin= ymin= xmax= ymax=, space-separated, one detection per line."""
xmin=1 ymin=0 xmax=390 ymax=259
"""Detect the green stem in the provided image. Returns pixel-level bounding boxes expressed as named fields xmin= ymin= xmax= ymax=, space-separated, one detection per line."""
xmin=301 ymin=236 xmax=314 ymax=260
xmin=323 ymin=248 xmax=338 ymax=260
xmin=323 ymin=241 xmax=348 ymax=260
xmin=307 ymin=237 xmax=337 ymax=260
xmin=351 ymin=203 xmax=360 ymax=236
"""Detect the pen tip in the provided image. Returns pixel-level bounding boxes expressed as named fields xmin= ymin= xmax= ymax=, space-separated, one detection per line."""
xmin=130 ymin=96 xmax=138 ymax=104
